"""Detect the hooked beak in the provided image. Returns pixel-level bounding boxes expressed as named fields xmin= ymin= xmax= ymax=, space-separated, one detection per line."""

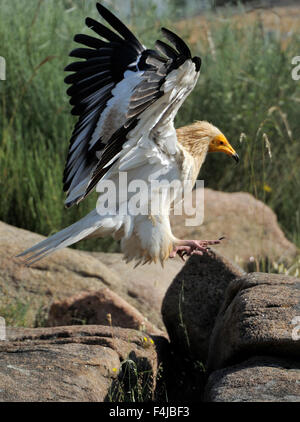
xmin=232 ymin=152 xmax=239 ymax=163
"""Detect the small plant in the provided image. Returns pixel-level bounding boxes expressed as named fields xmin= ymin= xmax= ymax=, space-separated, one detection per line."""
xmin=0 ymin=300 xmax=32 ymax=327
xmin=107 ymin=357 xmax=154 ymax=402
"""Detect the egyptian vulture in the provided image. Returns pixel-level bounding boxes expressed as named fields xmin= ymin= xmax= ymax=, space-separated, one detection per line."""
xmin=18 ymin=3 xmax=239 ymax=266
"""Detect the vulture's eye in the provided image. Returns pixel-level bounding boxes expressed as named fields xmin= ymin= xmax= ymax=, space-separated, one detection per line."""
xmin=220 ymin=141 xmax=224 ymax=145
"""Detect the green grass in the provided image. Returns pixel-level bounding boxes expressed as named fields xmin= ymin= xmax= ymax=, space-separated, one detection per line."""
xmin=0 ymin=0 xmax=299 ymax=254
xmin=0 ymin=300 xmax=31 ymax=327
xmin=177 ymin=8 xmax=300 ymax=247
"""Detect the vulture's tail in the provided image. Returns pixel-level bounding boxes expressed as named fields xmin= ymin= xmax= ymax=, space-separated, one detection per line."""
xmin=17 ymin=209 xmax=104 ymax=265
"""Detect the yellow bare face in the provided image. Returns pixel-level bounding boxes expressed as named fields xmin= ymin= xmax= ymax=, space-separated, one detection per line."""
xmin=208 ymin=134 xmax=239 ymax=162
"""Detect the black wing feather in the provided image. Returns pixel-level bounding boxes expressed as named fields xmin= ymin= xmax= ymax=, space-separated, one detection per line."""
xmin=65 ymin=57 xmax=111 ymax=72
xmin=85 ymin=17 xmax=124 ymax=43
xmin=84 ymin=120 xmax=138 ymax=196
xmin=64 ymin=64 xmax=110 ymax=84
xmin=155 ymin=40 xmax=178 ymax=60
xmin=161 ymin=27 xmax=192 ymax=58
xmin=69 ymin=47 xmax=103 ymax=59
xmin=63 ymin=3 xmax=201 ymax=207
xmin=63 ymin=3 xmax=144 ymax=202
xmin=96 ymin=3 xmax=142 ymax=50
xmin=73 ymin=34 xmax=108 ymax=50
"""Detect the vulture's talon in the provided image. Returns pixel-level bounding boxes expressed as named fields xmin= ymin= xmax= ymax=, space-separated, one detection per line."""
xmin=170 ymin=237 xmax=224 ymax=260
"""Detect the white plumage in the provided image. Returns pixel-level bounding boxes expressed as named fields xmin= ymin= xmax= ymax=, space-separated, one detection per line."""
xmin=18 ymin=3 xmax=239 ymax=266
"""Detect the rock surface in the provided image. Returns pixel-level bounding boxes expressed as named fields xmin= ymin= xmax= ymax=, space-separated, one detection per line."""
xmin=0 ymin=325 xmax=166 ymax=402
xmin=208 ymin=272 xmax=300 ymax=372
xmin=204 ymin=356 xmax=300 ymax=402
xmin=1 ymin=183 xmax=297 ymax=327
xmin=161 ymin=251 xmax=245 ymax=364
xmin=162 ymin=253 xmax=300 ymax=403
xmin=85 ymin=251 xmax=183 ymax=330
xmin=1 ymin=194 xmax=299 ymax=403
xmin=171 ymin=188 xmax=297 ymax=267
xmin=47 ymin=288 xmax=164 ymax=335
xmin=0 ymin=221 xmax=182 ymax=329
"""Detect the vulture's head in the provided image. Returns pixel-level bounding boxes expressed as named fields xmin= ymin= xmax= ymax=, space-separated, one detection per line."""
xmin=176 ymin=121 xmax=239 ymax=162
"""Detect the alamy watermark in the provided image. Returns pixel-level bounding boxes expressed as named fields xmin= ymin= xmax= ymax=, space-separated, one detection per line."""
xmin=0 ymin=317 xmax=5 ymax=341
xmin=96 ymin=173 xmax=204 ymax=227
xmin=291 ymin=56 xmax=300 ymax=81
xmin=291 ymin=316 xmax=300 ymax=341
xmin=0 ymin=56 xmax=6 ymax=81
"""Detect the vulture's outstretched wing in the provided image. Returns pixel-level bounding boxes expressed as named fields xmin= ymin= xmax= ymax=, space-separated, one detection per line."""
xmin=64 ymin=2 xmax=201 ymax=207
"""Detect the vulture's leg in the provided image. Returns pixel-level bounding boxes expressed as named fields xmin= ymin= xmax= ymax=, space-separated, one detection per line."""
xmin=169 ymin=238 xmax=224 ymax=260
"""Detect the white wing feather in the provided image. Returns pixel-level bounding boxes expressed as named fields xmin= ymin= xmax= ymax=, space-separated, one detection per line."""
xmin=18 ymin=4 xmax=201 ymax=265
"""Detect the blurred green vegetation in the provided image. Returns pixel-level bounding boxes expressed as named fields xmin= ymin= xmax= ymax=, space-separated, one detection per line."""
xmin=0 ymin=0 xmax=299 ymax=253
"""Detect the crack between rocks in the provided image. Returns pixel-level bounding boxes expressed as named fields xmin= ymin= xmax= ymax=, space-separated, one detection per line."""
xmin=29 ymin=264 xmax=111 ymax=287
